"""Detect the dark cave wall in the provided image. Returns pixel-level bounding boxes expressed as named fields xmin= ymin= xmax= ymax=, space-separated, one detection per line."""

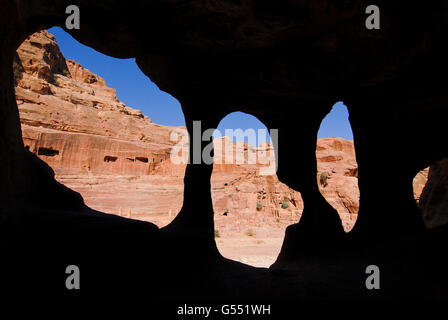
xmin=0 ymin=2 xmax=30 ymax=224
xmin=1 ymin=1 xmax=447 ymax=256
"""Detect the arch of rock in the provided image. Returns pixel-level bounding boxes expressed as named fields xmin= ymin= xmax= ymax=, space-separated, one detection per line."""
xmin=1 ymin=1 xmax=447 ymax=300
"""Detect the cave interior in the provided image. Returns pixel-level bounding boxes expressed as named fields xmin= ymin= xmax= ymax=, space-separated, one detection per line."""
xmin=1 ymin=1 xmax=447 ymax=303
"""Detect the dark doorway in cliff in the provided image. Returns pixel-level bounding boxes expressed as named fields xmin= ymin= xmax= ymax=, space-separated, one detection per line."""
xmin=136 ymin=157 xmax=149 ymax=163
xmin=38 ymin=147 xmax=59 ymax=157
xmin=212 ymin=111 xmax=303 ymax=267
xmin=316 ymin=102 xmax=359 ymax=232
xmin=104 ymin=156 xmax=118 ymax=163
xmin=15 ymin=28 xmax=186 ymax=226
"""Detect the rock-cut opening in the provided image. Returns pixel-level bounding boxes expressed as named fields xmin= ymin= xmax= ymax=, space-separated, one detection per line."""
xmin=316 ymin=102 xmax=359 ymax=232
xmin=211 ymin=111 xmax=303 ymax=267
xmin=104 ymin=156 xmax=118 ymax=162
xmin=14 ymin=27 xmax=188 ymax=225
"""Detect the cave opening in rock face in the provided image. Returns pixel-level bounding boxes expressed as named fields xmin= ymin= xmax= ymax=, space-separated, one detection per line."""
xmin=211 ymin=112 xmax=303 ymax=267
xmin=316 ymin=102 xmax=359 ymax=232
xmin=3 ymin=2 xmax=448 ymax=302
xmin=14 ymin=28 xmax=188 ymax=226
xmin=413 ymin=158 xmax=448 ymax=229
xmin=104 ymin=156 xmax=118 ymax=162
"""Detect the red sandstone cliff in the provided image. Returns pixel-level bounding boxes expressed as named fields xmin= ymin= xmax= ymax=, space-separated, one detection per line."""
xmin=16 ymin=31 xmax=185 ymax=176
xmin=315 ymin=137 xmax=359 ymax=228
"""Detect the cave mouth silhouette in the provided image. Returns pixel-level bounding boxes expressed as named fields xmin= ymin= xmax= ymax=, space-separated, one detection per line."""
xmin=211 ymin=111 xmax=303 ymax=267
xmin=3 ymin=2 xmax=448 ymax=303
xmin=14 ymin=28 xmax=187 ymax=227
xmin=316 ymin=102 xmax=359 ymax=232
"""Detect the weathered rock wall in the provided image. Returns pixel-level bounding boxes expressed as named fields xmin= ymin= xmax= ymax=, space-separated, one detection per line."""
xmin=22 ymin=124 xmax=172 ymax=176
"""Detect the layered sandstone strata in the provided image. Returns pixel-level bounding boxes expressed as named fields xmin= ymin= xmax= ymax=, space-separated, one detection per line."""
xmin=2 ymin=1 xmax=448 ymax=300
xmin=316 ymin=138 xmax=360 ymax=229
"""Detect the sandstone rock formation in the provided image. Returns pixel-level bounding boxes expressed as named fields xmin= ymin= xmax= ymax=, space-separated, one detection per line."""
xmin=14 ymin=30 xmax=368 ymax=232
xmin=2 ymin=1 xmax=448 ymax=301
xmin=420 ymin=158 xmax=448 ymax=229
xmin=316 ymin=137 xmax=360 ymax=230
xmin=413 ymin=167 xmax=429 ymax=202
xmin=13 ymin=30 xmax=438 ymax=235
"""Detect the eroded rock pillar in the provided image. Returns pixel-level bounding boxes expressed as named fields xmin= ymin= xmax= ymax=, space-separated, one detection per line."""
xmin=164 ymin=104 xmax=222 ymax=240
xmin=260 ymin=103 xmax=344 ymax=264
xmin=347 ymin=100 xmax=426 ymax=238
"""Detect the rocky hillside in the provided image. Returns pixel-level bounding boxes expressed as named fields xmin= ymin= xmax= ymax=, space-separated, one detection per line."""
xmin=15 ymin=30 xmax=185 ymax=176
xmin=14 ymin=30 xmax=434 ymax=232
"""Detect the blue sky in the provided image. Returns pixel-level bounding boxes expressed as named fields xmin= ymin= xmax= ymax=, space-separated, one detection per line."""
xmin=48 ymin=27 xmax=353 ymax=143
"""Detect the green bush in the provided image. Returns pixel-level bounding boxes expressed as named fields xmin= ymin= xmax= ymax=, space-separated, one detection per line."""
xmin=256 ymin=202 xmax=263 ymax=211
xmin=319 ymin=172 xmax=329 ymax=186
xmin=214 ymin=230 xmax=220 ymax=238
xmin=281 ymin=201 xmax=289 ymax=209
